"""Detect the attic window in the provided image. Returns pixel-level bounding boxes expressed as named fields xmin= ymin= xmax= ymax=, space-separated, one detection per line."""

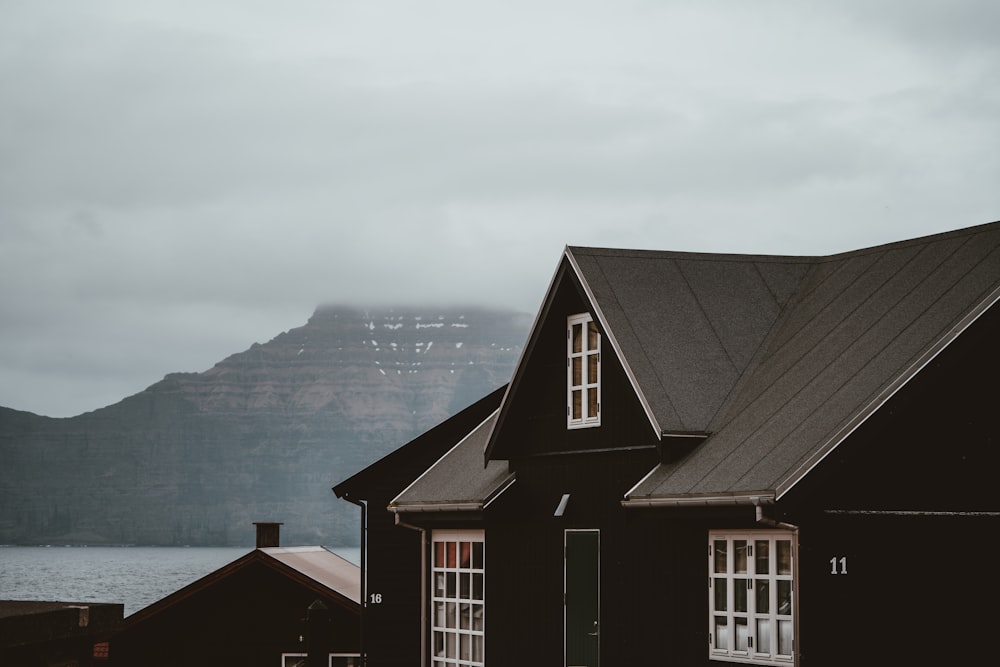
xmin=567 ymin=313 xmax=600 ymax=428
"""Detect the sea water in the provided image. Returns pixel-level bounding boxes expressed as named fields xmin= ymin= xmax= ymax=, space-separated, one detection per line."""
xmin=0 ymin=545 xmax=361 ymax=616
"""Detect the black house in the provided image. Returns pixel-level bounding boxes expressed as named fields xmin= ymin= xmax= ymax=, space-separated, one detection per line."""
xmin=110 ymin=525 xmax=361 ymax=667
xmin=346 ymin=221 xmax=1000 ymax=667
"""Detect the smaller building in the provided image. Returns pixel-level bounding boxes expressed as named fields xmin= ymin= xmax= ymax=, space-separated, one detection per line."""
xmin=333 ymin=386 xmax=507 ymax=667
xmin=110 ymin=525 xmax=360 ymax=667
xmin=0 ymin=600 xmax=123 ymax=667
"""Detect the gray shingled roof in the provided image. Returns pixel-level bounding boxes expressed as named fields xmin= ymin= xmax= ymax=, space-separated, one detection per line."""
xmin=390 ymin=411 xmax=514 ymax=512
xmin=568 ymin=247 xmax=813 ymax=434
xmin=623 ymin=221 xmax=1000 ymax=504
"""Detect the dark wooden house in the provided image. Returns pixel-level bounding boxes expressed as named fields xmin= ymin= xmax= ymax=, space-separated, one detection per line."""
xmin=333 ymin=386 xmax=506 ymax=667
xmin=110 ymin=527 xmax=361 ymax=667
xmin=352 ymin=221 xmax=1000 ymax=667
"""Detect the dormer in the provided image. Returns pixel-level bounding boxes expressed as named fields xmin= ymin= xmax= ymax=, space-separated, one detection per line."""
xmin=486 ymin=245 xmax=812 ymax=464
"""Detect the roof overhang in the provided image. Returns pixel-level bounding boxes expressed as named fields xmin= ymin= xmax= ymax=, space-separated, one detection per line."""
xmin=389 ymin=473 xmax=516 ymax=514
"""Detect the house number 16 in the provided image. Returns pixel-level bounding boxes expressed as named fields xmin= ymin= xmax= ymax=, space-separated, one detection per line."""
xmin=829 ymin=556 xmax=848 ymax=574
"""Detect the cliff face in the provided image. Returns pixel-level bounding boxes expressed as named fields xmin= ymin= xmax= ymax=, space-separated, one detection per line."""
xmin=0 ymin=305 xmax=530 ymax=546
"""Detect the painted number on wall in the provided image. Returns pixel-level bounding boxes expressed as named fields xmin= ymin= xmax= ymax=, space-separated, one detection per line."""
xmin=369 ymin=593 xmax=383 ymax=604
xmin=829 ymin=556 xmax=848 ymax=575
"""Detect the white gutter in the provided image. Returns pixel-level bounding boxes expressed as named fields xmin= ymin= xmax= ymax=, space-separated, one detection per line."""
xmin=621 ymin=491 xmax=775 ymax=508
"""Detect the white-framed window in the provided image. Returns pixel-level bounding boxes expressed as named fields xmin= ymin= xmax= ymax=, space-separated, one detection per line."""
xmin=567 ymin=313 xmax=600 ymax=428
xmin=432 ymin=529 xmax=485 ymax=667
xmin=281 ymin=653 xmax=361 ymax=666
xmin=709 ymin=531 xmax=796 ymax=665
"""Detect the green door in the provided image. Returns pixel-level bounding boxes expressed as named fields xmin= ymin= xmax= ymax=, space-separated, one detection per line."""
xmin=565 ymin=529 xmax=599 ymax=667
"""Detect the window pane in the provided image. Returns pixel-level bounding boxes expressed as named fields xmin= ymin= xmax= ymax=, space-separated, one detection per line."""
xmin=435 ymin=601 xmax=446 ymax=627
xmin=756 ymin=619 xmax=771 ymax=654
xmin=735 ymin=618 xmax=749 ymax=651
xmin=776 ymin=540 xmax=792 ymax=575
xmin=587 ymin=321 xmax=599 ymax=351
xmin=713 ymin=578 xmax=727 ymax=611
xmin=459 ymin=542 xmax=471 ymax=568
xmin=755 ymin=579 xmax=769 ymax=613
xmin=446 ymin=542 xmax=457 ymax=568
xmin=572 ymin=357 xmax=582 ymax=386
xmin=572 ymin=390 xmax=582 ymax=420
xmin=714 ymin=617 xmax=729 ymax=649
xmin=435 ymin=573 xmax=445 ymax=598
xmin=472 ymin=603 xmax=484 ymax=631
xmin=472 ymin=635 xmax=483 ymax=662
xmin=473 ymin=572 xmax=483 ymax=600
xmin=572 ymin=324 xmax=582 ymax=353
xmin=777 ymin=581 xmax=792 ymax=616
xmin=587 ymin=354 xmax=598 ymax=384
xmin=446 ymin=602 xmax=457 ymax=629
xmin=472 ymin=542 xmax=484 ymax=569
xmin=734 ymin=540 xmax=748 ymax=573
xmin=778 ymin=619 xmax=793 ymax=655
xmin=460 ymin=603 xmax=471 ymax=630
xmin=446 ymin=631 xmax=457 ymax=659
xmin=435 ymin=542 xmax=445 ymax=568
xmin=714 ymin=541 xmax=727 ymax=573
xmin=446 ymin=572 xmax=456 ymax=598
xmin=460 ymin=633 xmax=471 ymax=660
xmin=460 ymin=572 xmax=470 ymax=599
xmin=434 ymin=631 xmax=445 ymax=657
xmin=587 ymin=388 xmax=598 ymax=418
xmin=734 ymin=578 xmax=747 ymax=612
xmin=755 ymin=540 xmax=769 ymax=574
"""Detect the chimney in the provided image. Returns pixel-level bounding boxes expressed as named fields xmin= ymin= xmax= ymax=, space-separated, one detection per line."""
xmin=254 ymin=521 xmax=283 ymax=548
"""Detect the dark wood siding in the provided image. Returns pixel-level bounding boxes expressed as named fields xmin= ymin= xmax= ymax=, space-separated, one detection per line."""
xmin=492 ymin=263 xmax=660 ymax=459
xmin=773 ymin=299 xmax=1000 ymax=666
xmin=334 ymin=387 xmax=506 ymax=667
xmin=483 ymin=447 xmax=661 ymax=665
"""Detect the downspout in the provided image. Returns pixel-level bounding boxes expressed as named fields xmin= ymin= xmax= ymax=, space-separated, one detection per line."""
xmin=755 ymin=502 xmax=801 ymax=666
xmin=395 ymin=512 xmax=429 ymax=667
xmin=343 ymin=496 xmax=368 ymax=666
xmin=754 ymin=503 xmax=798 ymax=531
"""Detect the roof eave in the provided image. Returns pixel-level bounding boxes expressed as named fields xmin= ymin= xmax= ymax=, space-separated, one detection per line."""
xmin=389 ymin=473 xmax=516 ymax=514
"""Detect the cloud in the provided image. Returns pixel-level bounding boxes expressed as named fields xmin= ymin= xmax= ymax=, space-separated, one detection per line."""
xmin=0 ymin=0 xmax=997 ymax=416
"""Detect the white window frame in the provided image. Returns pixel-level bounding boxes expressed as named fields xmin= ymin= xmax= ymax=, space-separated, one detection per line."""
xmin=708 ymin=531 xmax=797 ymax=666
xmin=431 ymin=529 xmax=485 ymax=667
xmin=567 ymin=312 xmax=601 ymax=429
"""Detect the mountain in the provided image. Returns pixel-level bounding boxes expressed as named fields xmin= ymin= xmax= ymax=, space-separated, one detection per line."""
xmin=0 ymin=305 xmax=530 ymax=546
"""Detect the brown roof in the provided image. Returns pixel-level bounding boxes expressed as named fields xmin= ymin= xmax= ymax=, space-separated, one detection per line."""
xmin=260 ymin=546 xmax=360 ymax=603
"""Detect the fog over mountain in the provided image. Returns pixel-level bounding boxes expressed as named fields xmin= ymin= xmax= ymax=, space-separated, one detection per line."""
xmin=0 ymin=305 xmax=530 ymax=546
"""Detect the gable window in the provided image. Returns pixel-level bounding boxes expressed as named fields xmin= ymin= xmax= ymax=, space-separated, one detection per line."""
xmin=567 ymin=313 xmax=600 ymax=428
xmin=432 ymin=529 xmax=485 ymax=667
xmin=709 ymin=532 xmax=796 ymax=665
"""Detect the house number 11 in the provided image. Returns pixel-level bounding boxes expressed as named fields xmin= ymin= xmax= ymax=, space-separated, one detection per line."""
xmin=829 ymin=557 xmax=848 ymax=574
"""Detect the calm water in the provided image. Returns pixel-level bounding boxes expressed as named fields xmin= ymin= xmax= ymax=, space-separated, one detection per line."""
xmin=0 ymin=546 xmax=360 ymax=616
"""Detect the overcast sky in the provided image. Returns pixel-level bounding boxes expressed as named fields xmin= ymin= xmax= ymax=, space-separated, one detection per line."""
xmin=2 ymin=1 xmax=998 ymax=418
